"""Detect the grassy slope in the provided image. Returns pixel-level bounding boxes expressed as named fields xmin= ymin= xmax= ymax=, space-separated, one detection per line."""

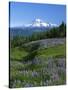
xmin=10 ymin=44 xmax=66 ymax=60
xmin=37 ymin=44 xmax=66 ymax=58
xmin=10 ymin=43 xmax=66 ymax=87
xmin=10 ymin=47 xmax=28 ymax=60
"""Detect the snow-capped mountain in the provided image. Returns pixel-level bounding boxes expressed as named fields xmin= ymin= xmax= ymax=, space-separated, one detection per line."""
xmin=24 ymin=18 xmax=58 ymax=28
xmin=10 ymin=19 xmax=58 ymax=37
xmin=32 ymin=19 xmax=49 ymax=27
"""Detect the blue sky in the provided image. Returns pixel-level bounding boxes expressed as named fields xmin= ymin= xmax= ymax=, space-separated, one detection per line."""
xmin=9 ymin=2 xmax=66 ymax=27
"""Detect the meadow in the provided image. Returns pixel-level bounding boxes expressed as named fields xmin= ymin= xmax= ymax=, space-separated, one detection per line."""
xmin=10 ymin=22 xmax=66 ymax=88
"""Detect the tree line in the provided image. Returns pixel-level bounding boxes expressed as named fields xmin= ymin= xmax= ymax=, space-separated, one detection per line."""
xmin=10 ymin=22 xmax=66 ymax=48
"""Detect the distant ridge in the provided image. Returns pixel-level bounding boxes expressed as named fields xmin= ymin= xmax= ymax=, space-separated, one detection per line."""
xmin=10 ymin=19 xmax=58 ymax=37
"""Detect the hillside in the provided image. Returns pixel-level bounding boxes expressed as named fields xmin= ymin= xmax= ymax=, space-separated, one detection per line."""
xmin=10 ymin=38 xmax=66 ymax=88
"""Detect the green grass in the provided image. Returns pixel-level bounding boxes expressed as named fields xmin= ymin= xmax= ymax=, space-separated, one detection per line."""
xmin=10 ymin=47 xmax=28 ymax=60
xmin=10 ymin=43 xmax=66 ymax=87
xmin=37 ymin=44 xmax=66 ymax=58
xmin=10 ymin=44 xmax=66 ymax=60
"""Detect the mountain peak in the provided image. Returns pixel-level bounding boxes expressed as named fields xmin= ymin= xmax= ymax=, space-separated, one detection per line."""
xmin=35 ymin=18 xmax=42 ymax=22
xmin=32 ymin=18 xmax=49 ymax=27
xmin=24 ymin=18 xmax=58 ymax=28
